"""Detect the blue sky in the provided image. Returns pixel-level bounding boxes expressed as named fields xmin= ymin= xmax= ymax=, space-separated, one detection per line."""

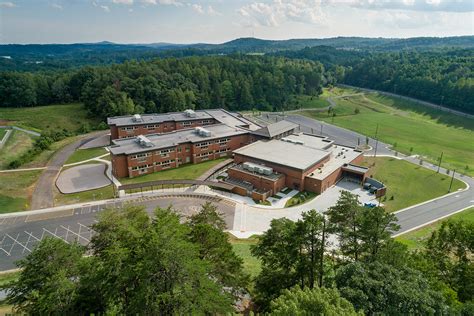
xmin=1 ymin=0 xmax=473 ymax=44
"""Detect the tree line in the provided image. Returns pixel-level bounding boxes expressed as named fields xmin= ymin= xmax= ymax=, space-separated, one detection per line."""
xmin=0 ymin=55 xmax=324 ymax=119
xmin=3 ymin=193 xmax=473 ymax=314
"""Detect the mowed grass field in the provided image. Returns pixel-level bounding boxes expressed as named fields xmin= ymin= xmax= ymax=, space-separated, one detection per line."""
xmin=65 ymin=147 xmax=109 ymax=164
xmin=0 ymin=130 xmax=35 ymax=169
xmin=121 ymin=158 xmax=228 ymax=185
xmin=288 ymin=94 xmax=330 ymax=109
xmin=396 ymin=207 xmax=474 ymax=251
xmin=301 ymin=87 xmax=474 ymax=177
xmin=361 ymin=157 xmax=465 ymax=212
xmin=0 ymin=170 xmax=42 ymax=213
xmin=228 ymin=235 xmax=261 ymax=280
xmin=0 ymin=103 xmax=100 ymax=132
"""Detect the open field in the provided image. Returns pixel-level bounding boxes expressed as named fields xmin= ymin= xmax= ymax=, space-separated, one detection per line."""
xmin=121 ymin=158 xmax=227 ymax=185
xmin=301 ymin=87 xmax=474 ymax=176
xmin=54 ymin=184 xmax=115 ymax=206
xmin=229 ymin=235 xmax=261 ymax=279
xmin=0 ymin=130 xmax=35 ymax=169
xmin=361 ymin=157 xmax=465 ymax=212
xmin=0 ymin=129 xmax=6 ymax=139
xmin=65 ymin=147 xmax=108 ymax=164
xmin=288 ymin=94 xmax=330 ymax=109
xmin=0 ymin=104 xmax=100 ymax=133
xmin=396 ymin=207 xmax=474 ymax=251
xmin=0 ymin=170 xmax=42 ymax=213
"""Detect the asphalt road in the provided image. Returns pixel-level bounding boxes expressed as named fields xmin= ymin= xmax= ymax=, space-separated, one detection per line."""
xmin=260 ymin=113 xmax=393 ymax=156
xmin=30 ymin=131 xmax=109 ymax=210
xmin=0 ymin=194 xmax=236 ymax=271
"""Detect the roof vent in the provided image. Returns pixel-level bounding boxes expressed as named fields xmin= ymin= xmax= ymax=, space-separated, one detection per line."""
xmin=184 ymin=109 xmax=196 ymax=118
xmin=195 ymin=126 xmax=211 ymax=137
xmin=135 ymin=135 xmax=154 ymax=148
xmin=132 ymin=114 xmax=142 ymax=122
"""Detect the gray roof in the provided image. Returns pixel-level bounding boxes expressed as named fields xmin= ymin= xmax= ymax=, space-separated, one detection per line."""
xmin=251 ymin=120 xmax=298 ymax=138
xmin=107 ymin=111 xmax=212 ymax=127
xmin=109 ymin=124 xmax=247 ymax=155
xmin=107 ymin=108 xmax=261 ymax=130
xmin=233 ymin=139 xmax=330 ymax=171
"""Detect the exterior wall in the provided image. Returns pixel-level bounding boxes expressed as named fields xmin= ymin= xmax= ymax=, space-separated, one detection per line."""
xmin=251 ymin=190 xmax=270 ymax=202
xmin=111 ymin=133 xmax=250 ymax=178
xmin=304 ymin=152 xmax=365 ymax=194
xmin=111 ymin=155 xmax=129 ymax=178
xmin=110 ymin=118 xmax=218 ymax=140
xmin=232 ymin=153 xmax=328 ymax=192
xmin=231 ymin=186 xmax=248 ymax=196
xmin=227 ymin=168 xmax=286 ymax=196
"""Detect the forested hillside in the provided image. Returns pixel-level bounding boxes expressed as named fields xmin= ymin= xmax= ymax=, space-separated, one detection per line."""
xmin=344 ymin=49 xmax=474 ymax=114
xmin=0 ymin=56 xmax=324 ymax=119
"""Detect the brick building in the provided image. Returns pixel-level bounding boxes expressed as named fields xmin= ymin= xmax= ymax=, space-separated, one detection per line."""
xmin=109 ymin=124 xmax=251 ymax=178
xmin=107 ymin=109 xmax=259 ymax=141
xmin=224 ymin=133 xmax=368 ymax=200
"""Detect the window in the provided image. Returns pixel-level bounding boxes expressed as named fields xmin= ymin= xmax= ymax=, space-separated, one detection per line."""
xmin=131 ymin=153 xmax=150 ymax=160
xmin=185 ymin=147 xmax=190 ymax=152
xmin=178 ymin=147 xmax=182 ymax=153
xmin=121 ymin=126 xmax=137 ymax=131
xmin=182 ymin=121 xmax=192 ymax=127
xmin=146 ymin=124 xmax=157 ymax=130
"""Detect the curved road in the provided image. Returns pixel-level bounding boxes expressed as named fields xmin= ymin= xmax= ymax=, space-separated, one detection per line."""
xmin=30 ymin=131 xmax=109 ymax=210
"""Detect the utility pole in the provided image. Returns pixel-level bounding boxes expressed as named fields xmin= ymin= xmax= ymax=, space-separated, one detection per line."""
xmin=373 ymin=124 xmax=379 ymax=158
xmin=318 ymin=217 xmax=326 ymax=288
xmin=448 ymin=169 xmax=456 ymax=193
xmin=437 ymin=152 xmax=443 ymax=173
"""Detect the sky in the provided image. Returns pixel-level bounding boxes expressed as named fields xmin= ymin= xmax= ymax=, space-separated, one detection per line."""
xmin=0 ymin=0 xmax=473 ymax=44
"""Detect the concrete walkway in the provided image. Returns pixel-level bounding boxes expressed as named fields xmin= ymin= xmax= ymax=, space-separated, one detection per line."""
xmin=0 ymin=129 xmax=12 ymax=150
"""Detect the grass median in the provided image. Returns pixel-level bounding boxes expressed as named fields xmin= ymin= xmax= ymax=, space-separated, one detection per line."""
xmin=362 ymin=157 xmax=465 ymax=212
xmin=301 ymin=87 xmax=474 ymax=177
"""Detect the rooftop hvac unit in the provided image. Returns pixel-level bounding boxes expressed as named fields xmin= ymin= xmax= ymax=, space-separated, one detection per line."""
xmin=195 ymin=127 xmax=211 ymax=137
xmin=135 ymin=135 xmax=154 ymax=148
xmin=132 ymin=114 xmax=142 ymax=122
xmin=262 ymin=167 xmax=273 ymax=175
xmin=184 ymin=109 xmax=196 ymax=118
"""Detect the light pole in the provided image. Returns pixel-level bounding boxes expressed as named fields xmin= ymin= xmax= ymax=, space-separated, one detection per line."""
xmin=373 ymin=124 xmax=379 ymax=158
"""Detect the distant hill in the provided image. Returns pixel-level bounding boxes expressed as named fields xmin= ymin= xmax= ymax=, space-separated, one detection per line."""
xmin=0 ymin=36 xmax=473 ymax=71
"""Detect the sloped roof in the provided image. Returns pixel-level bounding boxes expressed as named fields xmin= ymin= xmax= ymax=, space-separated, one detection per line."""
xmin=251 ymin=120 xmax=298 ymax=138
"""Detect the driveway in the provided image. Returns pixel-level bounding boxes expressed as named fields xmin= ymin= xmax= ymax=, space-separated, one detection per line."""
xmin=30 ymin=131 xmax=109 ymax=210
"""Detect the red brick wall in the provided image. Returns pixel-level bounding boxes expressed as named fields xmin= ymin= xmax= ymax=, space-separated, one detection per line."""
xmin=227 ymin=168 xmax=286 ymax=196
xmin=112 ymin=155 xmax=129 ymax=178
xmin=110 ymin=118 xmax=219 ymax=140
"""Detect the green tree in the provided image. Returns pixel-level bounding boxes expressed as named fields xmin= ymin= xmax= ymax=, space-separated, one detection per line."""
xmin=96 ymin=86 xmax=137 ymax=117
xmin=4 ymin=238 xmax=86 ymax=315
xmin=269 ymin=286 xmax=361 ymax=316
xmin=426 ymin=219 xmax=474 ymax=302
xmin=188 ymin=202 xmax=249 ymax=293
xmin=335 ymin=261 xmax=447 ymax=315
xmin=90 ymin=205 xmax=233 ymax=314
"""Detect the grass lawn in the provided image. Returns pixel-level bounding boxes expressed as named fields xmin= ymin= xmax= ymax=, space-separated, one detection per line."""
xmin=0 ymin=271 xmax=19 ymax=287
xmin=0 ymin=104 xmax=100 ymax=133
xmin=229 ymin=235 xmax=261 ymax=279
xmin=65 ymin=147 xmax=108 ymax=164
xmin=301 ymin=88 xmax=474 ymax=177
xmin=54 ymin=184 xmax=116 ymax=206
xmin=121 ymin=158 xmax=227 ymax=184
xmin=362 ymin=157 xmax=465 ymax=212
xmin=0 ymin=170 xmax=42 ymax=213
xmin=396 ymin=207 xmax=474 ymax=251
xmin=0 ymin=128 xmax=6 ymax=139
xmin=0 ymin=130 xmax=35 ymax=169
xmin=285 ymin=191 xmax=317 ymax=208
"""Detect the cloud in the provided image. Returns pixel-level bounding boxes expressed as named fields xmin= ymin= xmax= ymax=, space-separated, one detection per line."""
xmin=207 ymin=5 xmax=221 ymax=16
xmin=51 ymin=3 xmax=63 ymax=10
xmin=155 ymin=0 xmax=182 ymax=6
xmin=238 ymin=0 xmax=326 ymax=27
xmin=112 ymin=0 xmax=134 ymax=4
xmin=346 ymin=0 xmax=473 ymax=13
xmin=0 ymin=1 xmax=15 ymax=8
xmin=101 ymin=5 xmax=111 ymax=12
xmin=191 ymin=3 xmax=204 ymax=14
